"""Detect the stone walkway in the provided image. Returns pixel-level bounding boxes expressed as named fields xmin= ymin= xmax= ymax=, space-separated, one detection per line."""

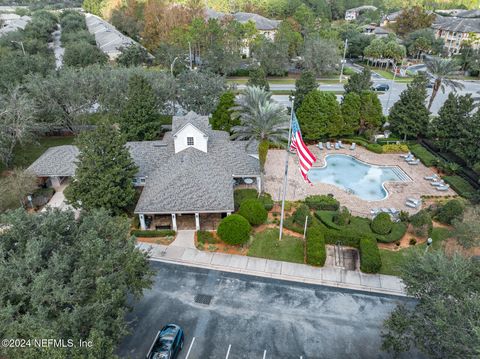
xmin=138 ymin=231 xmax=406 ymax=297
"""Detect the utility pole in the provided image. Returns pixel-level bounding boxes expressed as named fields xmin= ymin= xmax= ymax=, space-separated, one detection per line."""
xmin=278 ymin=96 xmax=294 ymax=241
xmin=339 ymin=38 xmax=348 ymax=83
xmin=188 ymin=41 xmax=193 ymax=70
xmin=170 ymin=56 xmax=179 ymax=76
xmin=11 ymin=40 xmax=25 ymax=56
xmin=385 ymin=58 xmax=403 ymax=111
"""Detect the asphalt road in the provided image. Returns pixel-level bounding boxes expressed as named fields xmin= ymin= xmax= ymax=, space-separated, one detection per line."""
xmin=117 ymin=261 xmax=421 ymax=359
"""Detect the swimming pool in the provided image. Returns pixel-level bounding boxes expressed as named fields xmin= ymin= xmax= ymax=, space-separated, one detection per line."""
xmin=308 ymin=154 xmax=410 ymax=201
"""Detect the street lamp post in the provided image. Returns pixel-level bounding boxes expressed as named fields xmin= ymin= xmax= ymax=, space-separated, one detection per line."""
xmin=11 ymin=40 xmax=25 ymax=56
xmin=170 ymin=56 xmax=179 ymax=76
xmin=339 ymin=38 xmax=348 ymax=83
xmin=424 ymin=237 xmax=433 ymax=254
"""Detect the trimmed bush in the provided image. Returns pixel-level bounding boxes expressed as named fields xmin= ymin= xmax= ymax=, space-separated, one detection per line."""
xmin=323 ymin=227 xmax=361 ymax=248
xmin=217 ymin=214 xmax=251 ymax=245
xmin=435 ymin=199 xmax=464 ymax=225
xmin=306 ymin=226 xmax=326 ymax=266
xmin=410 ymin=209 xmax=432 ymax=237
xmin=377 ymin=222 xmax=407 ymax=243
xmin=381 ymin=144 xmax=409 ymax=153
xmin=371 ymin=213 xmax=393 ymax=235
xmin=334 ymin=207 xmax=351 ymax=226
xmin=293 ymin=204 xmax=311 ymax=227
xmin=305 ymin=195 xmax=339 ymax=211
xmin=238 ymin=199 xmax=268 ymax=225
xmin=443 ymin=176 xmax=476 ymax=198
xmin=234 ymin=188 xmax=258 ymax=211
xmin=259 ymin=193 xmax=274 ymax=211
xmin=366 ymin=143 xmax=383 ymax=153
xmin=197 ymin=230 xmax=216 ymax=245
xmin=315 ymin=210 xmax=342 ymax=230
xmin=409 ymin=144 xmax=438 ymax=167
xmin=359 ymin=237 xmax=382 ymax=273
xmin=131 ymin=229 xmax=175 ymax=237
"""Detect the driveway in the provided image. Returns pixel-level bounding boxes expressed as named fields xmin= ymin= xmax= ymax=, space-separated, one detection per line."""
xmin=117 ymin=261 xmax=421 ymax=359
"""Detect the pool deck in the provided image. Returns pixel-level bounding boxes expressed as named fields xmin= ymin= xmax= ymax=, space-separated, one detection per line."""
xmin=264 ymin=146 xmax=455 ymax=217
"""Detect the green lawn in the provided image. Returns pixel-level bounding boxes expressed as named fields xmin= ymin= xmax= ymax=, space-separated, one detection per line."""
xmin=379 ymin=227 xmax=452 ymax=276
xmin=227 ymin=77 xmax=342 ymax=86
xmin=248 ymin=228 xmax=304 ymax=264
xmin=1 ymin=136 xmax=76 ymax=173
xmin=369 ymin=68 xmax=414 ymax=83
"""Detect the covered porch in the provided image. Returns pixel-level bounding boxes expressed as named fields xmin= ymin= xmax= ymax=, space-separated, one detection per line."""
xmin=139 ymin=212 xmax=230 ymax=231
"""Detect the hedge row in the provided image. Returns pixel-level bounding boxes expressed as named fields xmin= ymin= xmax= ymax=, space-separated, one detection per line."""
xmin=443 ymin=175 xmax=476 ymax=198
xmin=306 ymin=226 xmax=326 ymax=266
xmin=315 ymin=210 xmax=342 ymax=230
xmin=381 ymin=144 xmax=409 ymax=153
xmin=359 ymin=237 xmax=382 ymax=273
xmin=305 ymin=195 xmax=339 ymax=211
xmin=376 ymin=222 xmax=407 ymax=243
xmin=409 ymin=144 xmax=438 ymax=167
xmin=131 ymin=229 xmax=176 ymax=237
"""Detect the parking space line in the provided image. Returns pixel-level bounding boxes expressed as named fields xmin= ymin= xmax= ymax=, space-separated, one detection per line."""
xmin=185 ymin=337 xmax=196 ymax=359
xmin=263 ymin=349 xmax=267 ymax=359
xmin=225 ymin=344 xmax=231 ymax=359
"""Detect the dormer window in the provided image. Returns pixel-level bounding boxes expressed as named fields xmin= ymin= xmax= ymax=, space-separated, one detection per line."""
xmin=187 ymin=137 xmax=194 ymax=146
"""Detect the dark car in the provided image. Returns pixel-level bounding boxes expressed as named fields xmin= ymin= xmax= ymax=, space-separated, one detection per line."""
xmin=146 ymin=324 xmax=184 ymax=359
xmin=372 ymin=83 xmax=390 ymax=91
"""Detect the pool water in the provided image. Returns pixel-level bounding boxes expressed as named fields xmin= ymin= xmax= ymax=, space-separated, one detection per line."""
xmin=308 ymin=154 xmax=409 ymax=201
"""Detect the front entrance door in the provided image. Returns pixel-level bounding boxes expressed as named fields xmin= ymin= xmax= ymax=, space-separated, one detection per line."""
xmin=176 ymin=214 xmax=196 ymax=230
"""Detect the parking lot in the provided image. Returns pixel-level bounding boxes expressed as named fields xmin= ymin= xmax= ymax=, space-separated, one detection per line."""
xmin=117 ymin=261 xmax=420 ymax=359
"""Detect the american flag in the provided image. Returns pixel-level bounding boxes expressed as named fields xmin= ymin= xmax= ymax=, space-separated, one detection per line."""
xmin=289 ymin=112 xmax=316 ymax=183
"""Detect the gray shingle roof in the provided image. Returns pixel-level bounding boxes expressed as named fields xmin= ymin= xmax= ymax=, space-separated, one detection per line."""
xmin=27 ymin=145 xmax=79 ymax=177
xmin=0 ymin=15 xmax=30 ymax=36
xmin=172 ymin=111 xmax=210 ymax=135
xmin=457 ymin=9 xmax=480 ymax=18
xmin=204 ymin=9 xmax=280 ymax=30
xmin=433 ymin=15 xmax=480 ymax=33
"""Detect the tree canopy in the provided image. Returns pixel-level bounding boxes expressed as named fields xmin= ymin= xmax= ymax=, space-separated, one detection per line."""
xmin=0 ymin=208 xmax=152 ymax=359
xmin=344 ymin=68 xmax=372 ymax=95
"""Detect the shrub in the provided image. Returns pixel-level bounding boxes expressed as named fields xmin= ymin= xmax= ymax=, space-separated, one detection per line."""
xmin=371 ymin=213 xmax=393 ymax=235
xmin=217 ymin=214 xmax=251 ymax=245
xmin=398 ymin=210 xmax=410 ymax=222
xmin=366 ymin=143 xmax=383 ymax=153
xmin=131 ymin=229 xmax=175 ymax=237
xmin=443 ymin=176 xmax=476 ymax=199
xmin=238 ymin=199 xmax=268 ymax=225
xmin=377 ymin=222 xmax=407 ymax=243
xmin=435 ymin=199 xmax=464 ymax=225
xmin=293 ymin=204 xmax=311 ymax=227
xmin=381 ymin=144 xmax=409 ymax=153
xmin=410 ymin=209 xmax=432 ymax=237
xmin=306 ymin=226 xmax=326 ymax=266
xmin=305 ymin=195 xmax=339 ymax=211
xmin=131 ymin=216 xmax=140 ymax=229
xmin=409 ymin=238 xmax=417 ymax=245
xmin=197 ymin=230 xmax=216 ymax=245
xmin=315 ymin=211 xmax=342 ymax=230
xmin=409 ymin=144 xmax=438 ymax=167
xmin=234 ymin=188 xmax=258 ymax=211
xmin=259 ymin=193 xmax=274 ymax=211
xmin=334 ymin=207 xmax=351 ymax=226
xmin=359 ymin=237 xmax=382 ymax=273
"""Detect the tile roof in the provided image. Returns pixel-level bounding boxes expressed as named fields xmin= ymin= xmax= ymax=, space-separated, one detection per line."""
xmin=27 ymin=145 xmax=79 ymax=177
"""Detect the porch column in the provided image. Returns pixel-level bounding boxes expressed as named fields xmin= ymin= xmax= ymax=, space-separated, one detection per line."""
xmin=226 ymin=212 xmax=232 ymax=216
xmin=139 ymin=214 xmax=146 ymax=230
xmin=195 ymin=213 xmax=200 ymax=230
xmin=51 ymin=176 xmax=61 ymax=189
xmin=256 ymin=176 xmax=262 ymax=192
xmin=171 ymin=213 xmax=177 ymax=231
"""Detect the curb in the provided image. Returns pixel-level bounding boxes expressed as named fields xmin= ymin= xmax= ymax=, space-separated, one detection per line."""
xmin=148 ymin=254 xmax=408 ymax=298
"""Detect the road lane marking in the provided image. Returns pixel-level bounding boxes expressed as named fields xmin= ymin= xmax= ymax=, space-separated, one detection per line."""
xmin=185 ymin=337 xmax=196 ymax=359
xmin=263 ymin=349 xmax=267 ymax=359
xmin=225 ymin=344 xmax=231 ymax=359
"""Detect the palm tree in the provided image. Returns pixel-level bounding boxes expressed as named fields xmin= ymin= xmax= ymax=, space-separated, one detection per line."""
xmin=231 ymin=86 xmax=289 ymax=189
xmin=425 ymin=56 xmax=464 ymax=110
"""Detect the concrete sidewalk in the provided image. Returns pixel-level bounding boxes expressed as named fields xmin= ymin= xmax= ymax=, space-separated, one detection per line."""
xmin=137 ymin=241 xmax=406 ymax=297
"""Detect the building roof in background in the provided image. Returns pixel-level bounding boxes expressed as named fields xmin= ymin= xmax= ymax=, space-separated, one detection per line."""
xmin=383 ymin=10 xmax=403 ymax=22
xmin=85 ymin=13 xmax=151 ymax=59
xmin=0 ymin=14 xmax=31 ymax=36
xmin=27 ymin=145 xmax=79 ymax=177
xmin=433 ymin=15 xmax=480 ymax=34
xmin=205 ymin=9 xmax=280 ymax=30
xmin=346 ymin=5 xmax=377 ymax=13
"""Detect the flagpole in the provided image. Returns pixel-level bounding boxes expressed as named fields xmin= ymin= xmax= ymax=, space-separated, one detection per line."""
xmin=279 ymin=96 xmax=295 ymax=241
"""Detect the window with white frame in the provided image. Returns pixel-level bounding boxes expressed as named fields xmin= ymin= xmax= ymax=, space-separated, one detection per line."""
xmin=187 ymin=137 xmax=194 ymax=146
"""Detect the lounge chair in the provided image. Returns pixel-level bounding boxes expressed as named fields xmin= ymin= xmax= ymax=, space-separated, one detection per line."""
xmin=380 ymin=208 xmax=389 ymax=213
xmin=424 ymin=174 xmax=439 ymax=181
xmin=326 ymin=142 xmax=332 ymax=150
xmin=338 ymin=141 xmax=345 ymax=148
xmin=350 ymin=142 xmax=356 ymax=151
xmin=400 ymin=152 xmax=412 ymax=158
xmin=370 ymin=208 xmax=380 ymax=216
xmin=408 ymin=159 xmax=420 ymax=165
xmin=389 ymin=208 xmax=399 ymax=215
xmin=407 ymin=197 xmax=421 ymax=206
xmin=404 ymin=155 xmax=414 ymax=162
xmin=318 ymin=142 xmax=323 ymax=150
xmin=436 ymin=185 xmax=450 ymax=191
xmin=334 ymin=142 xmax=340 ymax=150
xmin=431 ymin=180 xmax=445 ymax=187
xmin=405 ymin=201 xmax=417 ymax=208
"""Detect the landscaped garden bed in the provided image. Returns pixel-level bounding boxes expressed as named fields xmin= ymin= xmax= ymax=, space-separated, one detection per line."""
xmin=131 ymin=229 xmax=176 ymax=245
